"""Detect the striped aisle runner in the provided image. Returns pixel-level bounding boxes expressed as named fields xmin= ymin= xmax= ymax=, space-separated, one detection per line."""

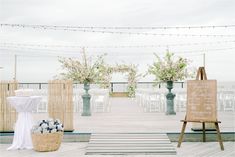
xmin=86 ymin=133 xmax=176 ymax=155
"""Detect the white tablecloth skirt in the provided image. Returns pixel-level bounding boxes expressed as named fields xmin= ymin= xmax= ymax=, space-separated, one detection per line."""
xmin=7 ymin=112 xmax=34 ymax=150
xmin=7 ymin=96 xmax=42 ymax=150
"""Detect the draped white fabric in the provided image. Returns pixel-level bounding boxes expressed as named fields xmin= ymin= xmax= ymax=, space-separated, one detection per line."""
xmin=7 ymin=96 xmax=42 ymax=150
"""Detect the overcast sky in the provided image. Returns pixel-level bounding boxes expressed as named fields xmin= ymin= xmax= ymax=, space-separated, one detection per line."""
xmin=0 ymin=0 xmax=235 ymax=82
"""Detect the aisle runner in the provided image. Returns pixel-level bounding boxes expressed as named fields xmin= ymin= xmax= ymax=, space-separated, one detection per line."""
xmin=86 ymin=133 xmax=176 ymax=155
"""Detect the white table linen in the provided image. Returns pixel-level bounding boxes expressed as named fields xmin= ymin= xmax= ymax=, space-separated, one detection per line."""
xmin=7 ymin=96 xmax=42 ymax=150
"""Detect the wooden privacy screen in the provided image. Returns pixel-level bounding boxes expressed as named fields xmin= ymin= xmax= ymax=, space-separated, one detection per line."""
xmin=186 ymin=80 xmax=217 ymax=122
xmin=0 ymin=81 xmax=18 ymax=132
xmin=48 ymin=80 xmax=74 ymax=131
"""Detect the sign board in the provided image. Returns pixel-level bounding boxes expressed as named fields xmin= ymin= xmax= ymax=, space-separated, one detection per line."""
xmin=186 ymin=80 xmax=217 ymax=122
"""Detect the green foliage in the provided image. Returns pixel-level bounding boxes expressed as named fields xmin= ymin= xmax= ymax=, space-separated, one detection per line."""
xmin=58 ymin=50 xmax=141 ymax=97
xmin=111 ymin=64 xmax=141 ymax=97
xmin=58 ymin=50 xmax=108 ymax=84
xmin=148 ymin=52 xmax=194 ymax=82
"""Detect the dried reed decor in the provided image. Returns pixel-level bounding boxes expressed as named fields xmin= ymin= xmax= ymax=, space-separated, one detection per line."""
xmin=0 ymin=80 xmax=18 ymax=132
xmin=48 ymin=80 xmax=73 ymax=131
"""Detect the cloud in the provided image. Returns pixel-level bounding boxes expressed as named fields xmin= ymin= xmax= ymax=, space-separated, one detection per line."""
xmin=0 ymin=0 xmax=235 ymax=81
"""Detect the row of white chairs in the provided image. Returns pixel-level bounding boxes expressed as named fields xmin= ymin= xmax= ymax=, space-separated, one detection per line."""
xmin=17 ymin=87 xmax=235 ymax=113
xmin=136 ymin=88 xmax=166 ymax=112
xmin=19 ymin=88 xmax=110 ymax=113
xmin=136 ymin=88 xmax=235 ymax=112
xmin=136 ymin=88 xmax=187 ymax=112
xmin=73 ymin=88 xmax=110 ymax=113
xmin=217 ymin=91 xmax=235 ymax=111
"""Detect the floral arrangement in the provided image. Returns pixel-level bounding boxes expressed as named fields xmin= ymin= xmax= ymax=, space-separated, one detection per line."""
xmin=58 ymin=49 xmax=108 ymax=84
xmin=58 ymin=49 xmax=141 ymax=97
xmin=94 ymin=61 xmax=113 ymax=89
xmin=125 ymin=64 xmax=141 ymax=97
xmin=147 ymin=52 xmax=194 ymax=82
xmin=32 ymin=118 xmax=64 ymax=134
xmin=105 ymin=64 xmax=141 ymax=97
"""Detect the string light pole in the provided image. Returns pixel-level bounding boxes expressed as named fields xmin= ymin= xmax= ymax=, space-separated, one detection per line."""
xmin=203 ymin=53 xmax=206 ymax=68
xmin=13 ymin=54 xmax=17 ymax=81
xmin=0 ymin=67 xmax=3 ymax=80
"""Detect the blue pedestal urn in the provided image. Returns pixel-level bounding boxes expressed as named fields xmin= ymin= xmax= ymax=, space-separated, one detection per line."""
xmin=166 ymin=81 xmax=176 ymax=115
xmin=81 ymin=83 xmax=91 ymax=116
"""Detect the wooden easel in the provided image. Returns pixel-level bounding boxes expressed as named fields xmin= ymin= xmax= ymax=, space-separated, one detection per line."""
xmin=196 ymin=66 xmax=207 ymax=80
xmin=177 ymin=67 xmax=224 ymax=150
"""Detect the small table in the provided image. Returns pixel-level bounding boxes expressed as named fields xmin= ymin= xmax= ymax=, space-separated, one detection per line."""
xmin=7 ymin=96 xmax=42 ymax=150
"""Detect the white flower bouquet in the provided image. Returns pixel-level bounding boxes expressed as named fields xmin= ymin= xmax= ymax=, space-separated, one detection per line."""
xmin=148 ymin=52 xmax=194 ymax=82
xmin=32 ymin=118 xmax=64 ymax=134
xmin=58 ymin=50 xmax=107 ymax=84
xmin=31 ymin=118 xmax=64 ymax=152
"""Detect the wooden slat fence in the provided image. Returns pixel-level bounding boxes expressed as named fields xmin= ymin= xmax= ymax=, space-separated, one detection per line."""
xmin=48 ymin=80 xmax=73 ymax=131
xmin=0 ymin=80 xmax=18 ymax=132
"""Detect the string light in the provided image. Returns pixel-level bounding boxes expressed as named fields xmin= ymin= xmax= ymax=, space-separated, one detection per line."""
xmin=1 ymin=23 xmax=235 ymax=29
xmin=1 ymin=40 xmax=235 ymax=49
xmin=1 ymin=46 xmax=234 ymax=55
xmin=174 ymin=47 xmax=235 ymax=53
xmin=1 ymin=23 xmax=235 ymax=37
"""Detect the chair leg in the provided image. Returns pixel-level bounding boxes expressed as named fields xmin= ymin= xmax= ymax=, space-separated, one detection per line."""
xmin=177 ymin=121 xmax=187 ymax=148
xmin=214 ymin=122 xmax=224 ymax=150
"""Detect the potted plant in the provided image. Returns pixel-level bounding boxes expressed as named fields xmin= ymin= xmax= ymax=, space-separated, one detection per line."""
xmin=148 ymin=52 xmax=193 ymax=115
xmin=58 ymin=49 xmax=108 ymax=116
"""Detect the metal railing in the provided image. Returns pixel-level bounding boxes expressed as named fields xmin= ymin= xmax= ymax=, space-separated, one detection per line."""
xmin=16 ymin=81 xmax=185 ymax=93
xmin=110 ymin=82 xmax=184 ymax=93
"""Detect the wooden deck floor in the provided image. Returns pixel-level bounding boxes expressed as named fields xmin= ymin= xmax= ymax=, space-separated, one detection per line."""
xmin=33 ymin=97 xmax=235 ymax=133
xmin=0 ymin=142 xmax=234 ymax=157
xmin=1 ymin=98 xmax=234 ymax=156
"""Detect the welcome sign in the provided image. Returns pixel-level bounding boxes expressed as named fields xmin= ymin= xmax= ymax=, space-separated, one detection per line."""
xmin=186 ymin=80 xmax=217 ymax=122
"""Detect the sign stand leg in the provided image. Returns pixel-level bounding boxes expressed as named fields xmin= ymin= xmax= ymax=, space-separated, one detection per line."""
xmin=202 ymin=122 xmax=206 ymax=142
xmin=214 ymin=122 xmax=224 ymax=150
xmin=178 ymin=121 xmax=224 ymax=150
xmin=177 ymin=121 xmax=187 ymax=148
